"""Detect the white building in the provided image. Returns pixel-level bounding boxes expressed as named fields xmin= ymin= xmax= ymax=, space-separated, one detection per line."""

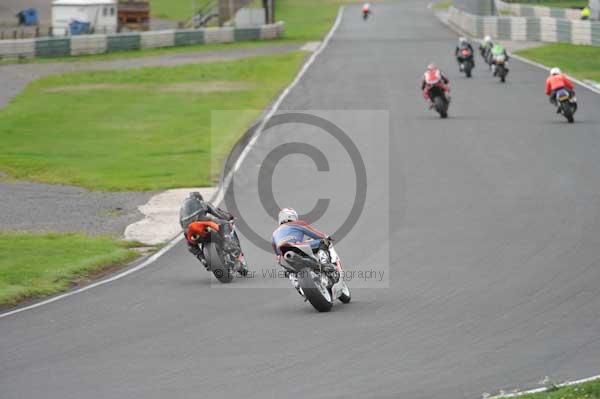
xmin=52 ymin=0 xmax=117 ymax=36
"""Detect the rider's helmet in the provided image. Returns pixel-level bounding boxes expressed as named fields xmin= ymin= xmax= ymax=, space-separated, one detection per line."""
xmin=458 ymin=36 xmax=467 ymax=45
xmin=190 ymin=191 xmax=204 ymax=201
xmin=278 ymin=208 xmax=298 ymax=225
xmin=550 ymin=67 xmax=561 ymax=76
xmin=180 ymin=195 xmax=204 ymax=229
xmin=484 ymin=35 xmax=492 ymax=44
xmin=427 ymin=63 xmax=438 ymax=72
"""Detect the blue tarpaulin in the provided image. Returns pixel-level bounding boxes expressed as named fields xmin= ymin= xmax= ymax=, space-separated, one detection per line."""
xmin=17 ymin=9 xmax=39 ymax=26
xmin=69 ymin=20 xmax=91 ymax=35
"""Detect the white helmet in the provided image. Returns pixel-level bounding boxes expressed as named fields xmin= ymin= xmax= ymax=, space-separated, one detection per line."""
xmin=459 ymin=36 xmax=467 ymax=44
xmin=550 ymin=67 xmax=561 ymax=76
xmin=484 ymin=35 xmax=492 ymax=43
xmin=278 ymin=208 xmax=298 ymax=225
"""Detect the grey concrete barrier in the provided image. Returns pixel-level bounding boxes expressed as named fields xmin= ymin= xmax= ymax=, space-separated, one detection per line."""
xmin=203 ymin=27 xmax=235 ymax=44
xmin=0 ymin=38 xmax=35 ymax=59
xmin=496 ymin=0 xmax=582 ymax=20
xmin=71 ymin=34 xmax=108 ymax=56
xmin=448 ymin=6 xmax=600 ymax=45
xmin=0 ymin=22 xmax=285 ymax=60
xmin=140 ymin=30 xmax=176 ymax=49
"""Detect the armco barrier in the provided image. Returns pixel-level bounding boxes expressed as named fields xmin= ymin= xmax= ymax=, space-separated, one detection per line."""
xmin=0 ymin=22 xmax=284 ymax=60
xmin=448 ymin=6 xmax=600 ymax=46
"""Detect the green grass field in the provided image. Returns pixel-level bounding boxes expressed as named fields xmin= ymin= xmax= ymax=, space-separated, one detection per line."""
xmin=151 ymin=0 xmax=352 ymax=40
xmin=0 ymin=233 xmax=138 ymax=306
xmin=276 ymin=0 xmax=348 ymax=41
xmin=432 ymin=1 xmax=453 ymax=11
xmin=516 ymin=44 xmax=600 ymax=82
xmin=151 ymin=0 xmax=201 ymax=21
xmin=518 ymin=379 xmax=600 ymax=399
xmin=0 ymin=52 xmax=305 ymax=191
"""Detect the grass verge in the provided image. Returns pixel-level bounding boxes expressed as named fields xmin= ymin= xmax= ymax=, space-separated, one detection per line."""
xmin=432 ymin=1 xmax=453 ymax=11
xmin=276 ymin=0 xmax=349 ymax=42
xmin=152 ymin=0 xmax=354 ymax=40
xmin=0 ymin=232 xmax=139 ymax=306
xmin=516 ymin=44 xmax=600 ymax=83
xmin=517 ymin=378 xmax=600 ymax=399
xmin=151 ymin=0 xmax=204 ymax=21
xmin=0 ymin=52 xmax=306 ymax=190
xmin=155 ymin=0 xmax=357 ymax=40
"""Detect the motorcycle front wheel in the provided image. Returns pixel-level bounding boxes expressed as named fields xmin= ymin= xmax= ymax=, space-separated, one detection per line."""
xmin=434 ymin=96 xmax=448 ymax=119
xmin=299 ymin=268 xmax=333 ymax=312
xmin=464 ymin=61 xmax=472 ymax=78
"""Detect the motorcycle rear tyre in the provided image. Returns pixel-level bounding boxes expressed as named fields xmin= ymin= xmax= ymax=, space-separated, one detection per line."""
xmin=299 ymin=268 xmax=333 ymax=312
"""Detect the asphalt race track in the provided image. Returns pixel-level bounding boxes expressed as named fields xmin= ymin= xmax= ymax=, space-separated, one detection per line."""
xmin=2 ymin=2 xmax=600 ymax=398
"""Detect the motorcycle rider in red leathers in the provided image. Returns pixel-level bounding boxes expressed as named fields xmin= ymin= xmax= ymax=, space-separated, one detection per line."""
xmin=421 ymin=63 xmax=450 ymax=107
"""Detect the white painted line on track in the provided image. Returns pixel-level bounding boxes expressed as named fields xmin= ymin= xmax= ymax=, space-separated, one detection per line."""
xmin=490 ymin=374 xmax=600 ymax=398
xmin=0 ymin=6 xmax=346 ymax=320
xmin=0 ymin=236 xmax=182 ymax=319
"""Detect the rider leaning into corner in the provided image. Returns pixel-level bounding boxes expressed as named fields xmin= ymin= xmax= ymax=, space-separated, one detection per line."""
xmin=545 ymin=67 xmax=576 ymax=110
xmin=179 ymin=192 xmax=248 ymax=270
xmin=272 ymin=208 xmax=343 ymax=280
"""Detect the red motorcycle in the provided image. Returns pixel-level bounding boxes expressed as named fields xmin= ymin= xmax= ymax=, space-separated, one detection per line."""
xmin=423 ymin=80 xmax=450 ymax=119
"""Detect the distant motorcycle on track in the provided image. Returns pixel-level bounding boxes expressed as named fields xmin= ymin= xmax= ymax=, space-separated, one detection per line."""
xmin=458 ymin=47 xmax=474 ymax=78
xmin=492 ymin=53 xmax=509 ymax=83
xmin=362 ymin=3 xmax=371 ymax=20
